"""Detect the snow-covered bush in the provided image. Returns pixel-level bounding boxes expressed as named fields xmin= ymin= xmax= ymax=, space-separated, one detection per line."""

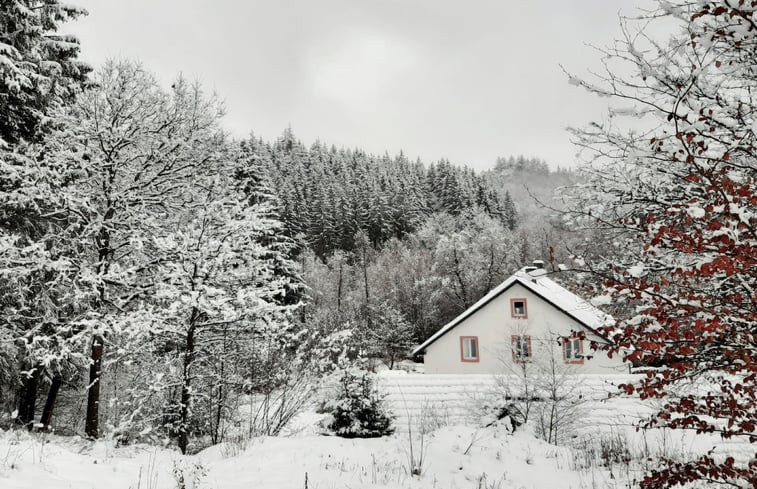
xmin=171 ymin=459 xmax=207 ymax=489
xmin=479 ymin=401 xmax=522 ymax=432
xmin=319 ymin=369 xmax=394 ymax=438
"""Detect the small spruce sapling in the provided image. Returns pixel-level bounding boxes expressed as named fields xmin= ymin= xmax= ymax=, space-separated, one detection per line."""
xmin=319 ymin=369 xmax=394 ymax=438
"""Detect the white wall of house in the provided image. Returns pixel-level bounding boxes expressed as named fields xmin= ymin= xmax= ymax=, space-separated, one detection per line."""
xmin=422 ymin=283 xmax=628 ymax=375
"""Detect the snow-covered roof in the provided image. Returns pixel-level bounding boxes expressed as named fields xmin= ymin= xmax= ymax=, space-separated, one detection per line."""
xmin=412 ymin=267 xmax=614 ymax=356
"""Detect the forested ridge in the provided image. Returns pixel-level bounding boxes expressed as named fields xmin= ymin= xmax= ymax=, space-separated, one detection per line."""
xmin=245 ymin=128 xmax=522 ymax=257
xmin=231 ymin=127 xmax=576 ymax=358
xmin=238 ymin=129 xmax=577 ymax=350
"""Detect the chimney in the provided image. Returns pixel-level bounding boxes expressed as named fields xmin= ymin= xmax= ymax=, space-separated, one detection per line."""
xmin=524 ymin=260 xmax=547 ymax=282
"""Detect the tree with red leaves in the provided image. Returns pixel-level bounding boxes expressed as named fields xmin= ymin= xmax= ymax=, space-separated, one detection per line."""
xmin=564 ymin=1 xmax=756 ymax=487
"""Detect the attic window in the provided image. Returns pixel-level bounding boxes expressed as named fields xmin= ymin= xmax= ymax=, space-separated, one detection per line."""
xmin=460 ymin=336 xmax=479 ymax=363
xmin=563 ymin=336 xmax=584 ymax=364
xmin=510 ymin=298 xmax=528 ymax=319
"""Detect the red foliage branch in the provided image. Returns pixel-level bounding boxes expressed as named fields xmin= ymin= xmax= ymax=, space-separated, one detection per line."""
xmin=587 ymin=2 xmax=756 ymax=487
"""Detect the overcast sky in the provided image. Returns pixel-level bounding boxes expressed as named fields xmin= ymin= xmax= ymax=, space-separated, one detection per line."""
xmin=70 ymin=0 xmax=644 ymax=171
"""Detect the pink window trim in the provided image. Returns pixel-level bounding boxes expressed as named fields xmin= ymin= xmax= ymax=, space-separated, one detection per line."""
xmin=511 ymin=334 xmax=532 ymax=363
xmin=460 ymin=336 xmax=480 ymax=363
xmin=562 ymin=336 xmax=584 ymax=365
xmin=510 ymin=298 xmax=528 ymax=319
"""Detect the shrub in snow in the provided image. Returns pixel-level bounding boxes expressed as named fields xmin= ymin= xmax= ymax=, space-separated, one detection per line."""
xmin=172 ymin=459 xmax=207 ymax=489
xmin=319 ymin=370 xmax=394 ymax=438
xmin=479 ymin=401 xmax=522 ymax=433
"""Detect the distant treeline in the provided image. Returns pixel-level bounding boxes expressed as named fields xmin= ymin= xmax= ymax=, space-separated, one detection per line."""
xmin=245 ymin=128 xmax=520 ymax=257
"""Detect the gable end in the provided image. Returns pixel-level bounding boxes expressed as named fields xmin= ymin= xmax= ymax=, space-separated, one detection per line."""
xmin=413 ymin=277 xmax=612 ymax=356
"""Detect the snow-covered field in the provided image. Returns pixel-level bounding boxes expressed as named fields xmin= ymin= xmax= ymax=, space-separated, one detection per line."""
xmin=0 ymin=424 xmax=626 ymax=489
xmin=1 ymin=373 xmax=750 ymax=489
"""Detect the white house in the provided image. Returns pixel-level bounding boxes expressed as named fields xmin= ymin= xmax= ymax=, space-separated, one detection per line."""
xmin=412 ymin=263 xmax=628 ymax=375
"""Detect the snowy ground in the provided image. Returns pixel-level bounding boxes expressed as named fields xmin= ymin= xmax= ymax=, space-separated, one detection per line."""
xmin=1 ymin=373 xmax=751 ymax=489
xmin=2 ymin=416 xmax=745 ymax=489
xmin=0 ymin=424 xmax=624 ymax=489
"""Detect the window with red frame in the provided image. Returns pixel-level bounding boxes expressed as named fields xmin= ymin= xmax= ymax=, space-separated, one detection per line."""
xmin=511 ymin=335 xmax=531 ymax=363
xmin=510 ymin=298 xmax=527 ymax=318
xmin=460 ymin=336 xmax=479 ymax=362
xmin=563 ymin=336 xmax=584 ymax=364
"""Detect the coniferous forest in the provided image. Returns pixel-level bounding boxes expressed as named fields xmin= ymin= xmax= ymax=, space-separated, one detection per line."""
xmin=246 ymin=128 xmax=519 ymax=257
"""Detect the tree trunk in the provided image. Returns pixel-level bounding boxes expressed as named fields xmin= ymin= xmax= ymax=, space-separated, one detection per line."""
xmin=40 ymin=375 xmax=62 ymax=431
xmin=87 ymin=199 xmax=114 ymax=439
xmin=85 ymin=334 xmax=103 ymax=438
xmin=361 ymin=250 xmax=370 ymax=308
xmin=178 ymin=318 xmax=196 ymax=454
xmin=212 ymin=382 xmax=223 ymax=444
xmin=336 ymin=259 xmax=343 ymax=313
xmin=452 ymin=247 xmax=469 ymax=308
xmin=213 ymin=341 xmax=225 ymax=444
xmin=16 ymin=364 xmax=41 ymax=429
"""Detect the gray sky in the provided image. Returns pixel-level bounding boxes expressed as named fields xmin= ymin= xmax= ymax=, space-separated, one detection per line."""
xmin=70 ymin=0 xmax=641 ymax=171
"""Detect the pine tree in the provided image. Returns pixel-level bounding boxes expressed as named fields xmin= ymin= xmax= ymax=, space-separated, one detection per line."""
xmin=502 ymin=191 xmax=518 ymax=230
xmin=0 ymin=135 xmax=88 ymax=428
xmin=0 ymin=0 xmax=89 ymax=145
xmin=235 ymin=140 xmax=304 ymax=306
xmin=0 ymin=0 xmax=89 ymax=426
xmin=320 ymin=369 xmax=394 ymax=438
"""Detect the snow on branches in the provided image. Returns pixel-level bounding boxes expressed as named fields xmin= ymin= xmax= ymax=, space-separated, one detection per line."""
xmin=564 ymin=1 xmax=756 ymax=488
xmin=0 ymin=0 xmax=89 ymax=145
xmin=1 ymin=60 xmax=308 ymax=448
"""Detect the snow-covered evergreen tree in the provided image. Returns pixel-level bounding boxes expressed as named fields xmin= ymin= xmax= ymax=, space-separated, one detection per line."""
xmin=0 ymin=0 xmax=89 ymax=145
xmin=0 ymin=106 xmax=103 ymax=427
xmin=319 ymin=369 xmax=394 ymax=438
xmin=0 ymin=0 xmax=89 ymax=426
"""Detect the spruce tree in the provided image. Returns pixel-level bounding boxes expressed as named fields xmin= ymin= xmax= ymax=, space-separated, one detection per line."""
xmin=0 ymin=0 xmax=89 ymax=145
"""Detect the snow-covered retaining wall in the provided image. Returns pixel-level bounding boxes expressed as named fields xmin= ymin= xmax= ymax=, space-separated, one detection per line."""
xmin=376 ymin=373 xmax=497 ymax=432
xmin=375 ymin=372 xmax=645 ymax=433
